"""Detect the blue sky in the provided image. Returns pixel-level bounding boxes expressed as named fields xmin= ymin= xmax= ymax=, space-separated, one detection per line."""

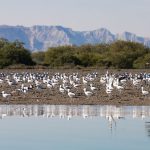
xmin=0 ymin=0 xmax=150 ymax=37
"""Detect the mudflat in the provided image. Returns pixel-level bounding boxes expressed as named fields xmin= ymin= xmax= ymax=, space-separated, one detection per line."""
xmin=0 ymin=68 xmax=150 ymax=106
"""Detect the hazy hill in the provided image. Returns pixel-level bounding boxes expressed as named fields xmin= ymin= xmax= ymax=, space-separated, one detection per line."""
xmin=0 ymin=25 xmax=150 ymax=51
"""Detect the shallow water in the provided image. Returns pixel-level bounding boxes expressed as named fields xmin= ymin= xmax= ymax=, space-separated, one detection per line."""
xmin=0 ymin=105 xmax=150 ymax=150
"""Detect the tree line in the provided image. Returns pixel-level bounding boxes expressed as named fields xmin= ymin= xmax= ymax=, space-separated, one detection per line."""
xmin=0 ymin=38 xmax=34 ymax=68
xmin=33 ymin=40 xmax=150 ymax=69
xmin=0 ymin=38 xmax=150 ymax=69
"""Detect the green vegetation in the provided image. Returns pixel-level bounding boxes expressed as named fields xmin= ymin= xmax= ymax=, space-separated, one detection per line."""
xmin=0 ymin=39 xmax=150 ymax=69
xmin=31 ymin=51 xmax=45 ymax=65
xmin=43 ymin=41 xmax=150 ymax=69
xmin=0 ymin=38 xmax=34 ymax=68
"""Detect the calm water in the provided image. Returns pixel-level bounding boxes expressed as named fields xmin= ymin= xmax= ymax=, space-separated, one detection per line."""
xmin=0 ymin=105 xmax=150 ymax=150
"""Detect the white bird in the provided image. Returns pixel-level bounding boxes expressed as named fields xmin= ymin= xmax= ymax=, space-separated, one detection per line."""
xmin=67 ymin=89 xmax=76 ymax=98
xmin=116 ymin=85 xmax=124 ymax=90
xmin=2 ymin=91 xmax=11 ymax=98
xmin=63 ymin=84 xmax=71 ymax=91
xmin=51 ymin=82 xmax=58 ymax=87
xmin=0 ymin=79 xmax=3 ymax=84
xmin=21 ymin=84 xmax=28 ymax=90
xmin=82 ymin=77 xmax=88 ymax=84
xmin=73 ymin=82 xmax=81 ymax=88
xmin=141 ymin=86 xmax=149 ymax=96
xmin=100 ymin=77 xmax=106 ymax=84
xmin=90 ymin=84 xmax=97 ymax=91
xmin=106 ymin=86 xmax=112 ymax=95
xmin=23 ymin=89 xmax=28 ymax=94
xmin=27 ymin=78 xmax=33 ymax=83
xmin=133 ymin=79 xmax=141 ymax=86
xmin=47 ymin=82 xmax=52 ymax=88
xmin=83 ymin=88 xmax=93 ymax=98
xmin=115 ymin=79 xmax=124 ymax=90
xmin=59 ymin=85 xmax=65 ymax=94
xmin=7 ymin=80 xmax=16 ymax=86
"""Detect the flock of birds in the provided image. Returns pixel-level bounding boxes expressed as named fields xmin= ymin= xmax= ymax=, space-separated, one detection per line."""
xmin=0 ymin=70 xmax=150 ymax=101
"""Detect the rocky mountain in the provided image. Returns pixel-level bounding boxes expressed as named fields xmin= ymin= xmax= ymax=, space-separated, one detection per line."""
xmin=0 ymin=25 xmax=150 ymax=51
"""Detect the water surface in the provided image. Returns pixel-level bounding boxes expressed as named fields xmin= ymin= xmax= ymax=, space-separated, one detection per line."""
xmin=0 ymin=105 xmax=149 ymax=150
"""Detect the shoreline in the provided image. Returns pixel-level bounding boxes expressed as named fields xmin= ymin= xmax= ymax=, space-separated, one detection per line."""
xmin=0 ymin=97 xmax=150 ymax=106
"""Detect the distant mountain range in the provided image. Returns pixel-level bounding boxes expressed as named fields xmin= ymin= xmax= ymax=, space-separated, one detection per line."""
xmin=0 ymin=25 xmax=150 ymax=51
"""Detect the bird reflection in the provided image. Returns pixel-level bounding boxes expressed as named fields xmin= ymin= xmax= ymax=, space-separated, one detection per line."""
xmin=0 ymin=114 xmax=7 ymax=119
xmin=106 ymin=114 xmax=116 ymax=134
xmin=0 ymin=105 xmax=149 ymax=122
xmin=0 ymin=105 xmax=149 ymax=135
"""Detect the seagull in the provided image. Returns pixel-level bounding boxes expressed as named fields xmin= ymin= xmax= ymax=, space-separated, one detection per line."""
xmin=47 ymin=82 xmax=52 ymax=88
xmin=82 ymin=77 xmax=88 ymax=84
xmin=0 ymin=78 xmax=3 ymax=84
xmin=1 ymin=91 xmax=11 ymax=98
xmin=83 ymin=88 xmax=93 ymax=98
xmin=73 ymin=82 xmax=81 ymax=88
xmin=21 ymin=84 xmax=29 ymax=91
xmin=141 ymin=86 xmax=149 ymax=96
xmin=90 ymin=84 xmax=97 ymax=91
xmin=59 ymin=85 xmax=65 ymax=94
xmin=67 ymin=89 xmax=76 ymax=98
xmin=106 ymin=86 xmax=112 ymax=95
xmin=116 ymin=85 xmax=124 ymax=90
xmin=100 ymin=77 xmax=106 ymax=84
xmin=7 ymin=80 xmax=16 ymax=86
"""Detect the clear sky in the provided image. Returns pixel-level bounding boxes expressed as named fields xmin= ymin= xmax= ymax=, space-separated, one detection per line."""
xmin=0 ymin=0 xmax=150 ymax=37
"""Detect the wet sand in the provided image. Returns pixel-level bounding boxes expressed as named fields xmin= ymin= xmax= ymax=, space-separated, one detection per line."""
xmin=0 ymin=69 xmax=150 ymax=106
